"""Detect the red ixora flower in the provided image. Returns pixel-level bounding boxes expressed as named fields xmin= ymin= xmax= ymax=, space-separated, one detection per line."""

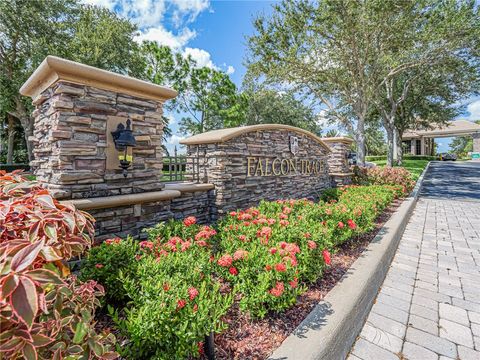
xmin=139 ymin=240 xmax=154 ymax=249
xmin=229 ymin=211 xmax=237 ymax=216
xmin=105 ymin=238 xmax=121 ymax=245
xmin=275 ymin=263 xmax=287 ymax=272
xmin=95 ymin=264 xmax=104 ymax=269
xmin=338 ymin=221 xmax=345 ymax=229
xmin=289 ymin=278 xmax=298 ymax=289
xmin=257 ymin=226 xmax=272 ymax=238
xmin=229 ymin=267 xmax=238 ymax=276
xmin=188 ymin=287 xmax=199 ymax=301
xmin=270 ymin=247 xmax=277 ymax=255
xmin=304 ymin=232 xmax=311 ymax=239
xmin=163 ymin=283 xmax=170 ymax=291
xmin=218 ymin=254 xmax=233 ymax=267
xmin=347 ymin=219 xmax=357 ymax=230
xmin=322 ymin=249 xmax=331 ymax=266
xmin=177 ymin=299 xmax=187 ymax=310
xmin=233 ymin=249 xmax=248 ymax=261
xmin=307 ymin=240 xmax=317 ymax=250
xmin=269 ymin=281 xmax=285 ymax=297
xmin=183 ymin=216 xmax=197 ymax=227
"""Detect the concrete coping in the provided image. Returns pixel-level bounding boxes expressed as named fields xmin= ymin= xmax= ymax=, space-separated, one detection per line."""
xmin=62 ymin=183 xmax=215 ymax=210
xmin=321 ymin=136 xmax=354 ymax=144
xmin=20 ymin=56 xmax=178 ymax=102
xmin=330 ymin=172 xmax=354 ymax=177
xmin=63 ymin=190 xmax=182 ymax=210
xmin=164 ymin=182 xmax=215 ymax=192
xmin=180 ymin=124 xmax=332 ymax=153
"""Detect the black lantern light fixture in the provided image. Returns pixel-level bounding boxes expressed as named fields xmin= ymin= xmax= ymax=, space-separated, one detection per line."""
xmin=111 ymin=119 xmax=137 ymax=177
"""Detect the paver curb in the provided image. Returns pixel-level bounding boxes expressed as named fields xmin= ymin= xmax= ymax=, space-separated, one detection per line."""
xmin=268 ymin=162 xmax=430 ymax=360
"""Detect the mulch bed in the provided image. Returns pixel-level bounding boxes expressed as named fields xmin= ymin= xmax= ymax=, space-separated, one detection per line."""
xmin=209 ymin=199 xmax=402 ymax=360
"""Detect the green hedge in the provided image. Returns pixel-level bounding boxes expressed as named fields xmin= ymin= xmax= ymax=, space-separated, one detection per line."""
xmin=0 ymin=163 xmax=30 ymax=172
xmin=365 ymin=155 xmax=437 ymax=161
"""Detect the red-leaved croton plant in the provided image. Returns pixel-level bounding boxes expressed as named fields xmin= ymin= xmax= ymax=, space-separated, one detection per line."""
xmin=0 ymin=171 xmax=118 ymax=360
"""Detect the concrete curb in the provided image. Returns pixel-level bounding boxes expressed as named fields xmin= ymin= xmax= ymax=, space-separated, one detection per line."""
xmin=269 ymin=163 xmax=430 ymax=360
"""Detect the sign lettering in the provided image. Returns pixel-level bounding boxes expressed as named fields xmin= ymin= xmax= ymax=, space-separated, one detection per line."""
xmin=246 ymin=157 xmax=325 ymax=177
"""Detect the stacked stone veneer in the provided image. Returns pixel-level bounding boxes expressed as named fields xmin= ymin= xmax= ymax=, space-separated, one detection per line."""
xmin=31 ymin=80 xmax=165 ymax=199
xmin=87 ymin=189 xmax=216 ymax=241
xmin=322 ymin=137 xmax=354 ymax=186
xmin=185 ymin=129 xmax=331 ymax=215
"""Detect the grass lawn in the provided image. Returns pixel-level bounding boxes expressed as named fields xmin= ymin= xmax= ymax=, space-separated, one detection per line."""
xmin=372 ymin=159 xmax=430 ymax=180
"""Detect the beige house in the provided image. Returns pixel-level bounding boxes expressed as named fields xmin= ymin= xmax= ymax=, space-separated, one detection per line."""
xmin=402 ymin=120 xmax=480 ymax=155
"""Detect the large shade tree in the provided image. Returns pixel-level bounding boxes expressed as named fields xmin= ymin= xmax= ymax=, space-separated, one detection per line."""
xmin=246 ymin=0 xmax=408 ymax=165
xmin=247 ymin=0 xmax=480 ymax=166
xmin=141 ymin=42 xmax=246 ymax=136
xmin=239 ymin=79 xmax=322 ymax=135
xmin=0 ymin=0 xmax=142 ymax=161
xmin=373 ymin=1 xmax=480 ymax=166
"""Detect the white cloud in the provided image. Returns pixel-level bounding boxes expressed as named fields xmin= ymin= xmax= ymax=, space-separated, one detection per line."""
xmin=83 ymin=0 xmax=209 ymax=28
xmin=164 ymin=114 xmax=176 ymax=126
xmin=171 ymin=0 xmax=210 ymax=26
xmin=136 ymin=27 xmax=196 ymax=49
xmin=168 ymin=134 xmax=186 ymax=146
xmin=465 ymin=99 xmax=480 ymax=121
xmin=184 ymin=47 xmax=216 ymax=69
xmin=226 ymin=65 xmax=235 ymax=75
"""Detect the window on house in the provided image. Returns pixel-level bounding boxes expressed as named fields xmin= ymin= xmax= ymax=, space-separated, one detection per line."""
xmin=416 ymin=139 xmax=421 ymax=155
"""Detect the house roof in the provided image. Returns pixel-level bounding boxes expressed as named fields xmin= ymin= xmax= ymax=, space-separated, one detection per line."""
xmin=403 ymin=120 xmax=480 ymax=139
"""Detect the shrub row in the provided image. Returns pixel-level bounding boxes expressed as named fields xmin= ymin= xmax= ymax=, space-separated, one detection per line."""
xmin=352 ymin=165 xmax=416 ymax=193
xmin=80 ymin=184 xmax=405 ymax=359
xmin=365 ymin=154 xmax=437 ymax=161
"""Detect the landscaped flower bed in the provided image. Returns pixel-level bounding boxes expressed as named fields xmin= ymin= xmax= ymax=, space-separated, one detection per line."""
xmin=0 ymin=169 xmax=410 ymax=360
xmin=79 ymin=184 xmax=406 ymax=359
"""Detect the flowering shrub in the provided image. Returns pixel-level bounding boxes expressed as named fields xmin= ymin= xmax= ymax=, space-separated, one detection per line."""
xmin=79 ymin=237 xmax=141 ymax=305
xmin=87 ymin=219 xmax=231 ymax=359
xmin=212 ymin=185 xmax=403 ymax=318
xmin=352 ymin=166 xmax=415 ymax=193
xmin=80 ymin=184 xmax=402 ymax=355
xmin=0 ymin=171 xmax=117 ymax=359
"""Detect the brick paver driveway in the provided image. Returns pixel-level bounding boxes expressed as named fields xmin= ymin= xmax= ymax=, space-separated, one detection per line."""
xmin=349 ymin=161 xmax=480 ymax=360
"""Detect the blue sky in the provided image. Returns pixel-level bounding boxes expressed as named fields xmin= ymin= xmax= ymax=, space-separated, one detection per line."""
xmin=85 ymin=0 xmax=479 ymax=154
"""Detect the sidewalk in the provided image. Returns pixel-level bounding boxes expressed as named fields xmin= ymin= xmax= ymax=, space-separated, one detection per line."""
xmin=349 ymin=198 xmax=480 ymax=360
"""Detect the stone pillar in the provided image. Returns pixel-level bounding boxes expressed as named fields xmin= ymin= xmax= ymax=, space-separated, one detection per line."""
xmin=420 ymin=137 xmax=425 ymax=155
xmin=411 ymin=139 xmax=416 ymax=155
xmin=20 ymin=56 xmax=176 ymax=199
xmin=473 ymin=133 xmax=480 ymax=153
xmin=321 ymin=137 xmax=354 ymax=186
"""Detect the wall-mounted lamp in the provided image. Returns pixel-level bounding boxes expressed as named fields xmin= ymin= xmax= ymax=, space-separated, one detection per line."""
xmin=111 ymin=119 xmax=137 ymax=177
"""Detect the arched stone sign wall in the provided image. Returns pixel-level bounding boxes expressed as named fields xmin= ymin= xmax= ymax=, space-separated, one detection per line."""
xmin=181 ymin=125 xmax=332 ymax=215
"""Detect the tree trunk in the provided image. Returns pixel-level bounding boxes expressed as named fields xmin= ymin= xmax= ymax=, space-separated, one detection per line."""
xmin=395 ymin=128 xmax=403 ymax=165
xmin=19 ymin=116 xmax=34 ymax=162
xmin=386 ymin=126 xmax=394 ymax=167
xmin=7 ymin=115 xmax=16 ymax=164
xmin=393 ymin=129 xmax=398 ymax=163
xmin=356 ymin=115 xmax=366 ymax=166
xmin=14 ymin=97 xmax=34 ymax=162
